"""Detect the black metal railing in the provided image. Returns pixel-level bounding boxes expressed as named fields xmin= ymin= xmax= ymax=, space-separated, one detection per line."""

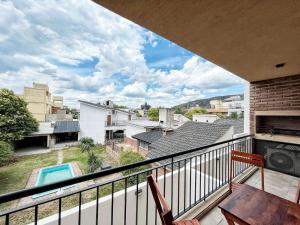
xmin=0 ymin=135 xmax=252 ymax=225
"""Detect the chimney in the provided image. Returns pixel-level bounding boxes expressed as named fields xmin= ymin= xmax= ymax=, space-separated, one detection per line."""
xmin=159 ymin=108 xmax=174 ymax=128
xmin=163 ymin=128 xmax=174 ymax=136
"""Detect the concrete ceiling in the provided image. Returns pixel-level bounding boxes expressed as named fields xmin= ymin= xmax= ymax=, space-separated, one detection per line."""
xmin=94 ymin=0 xmax=300 ymax=82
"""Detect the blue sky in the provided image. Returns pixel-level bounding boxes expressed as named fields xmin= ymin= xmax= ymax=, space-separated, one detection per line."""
xmin=0 ymin=0 xmax=245 ymax=108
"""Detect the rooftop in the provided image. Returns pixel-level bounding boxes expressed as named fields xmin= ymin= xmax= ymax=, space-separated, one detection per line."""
xmin=149 ymin=121 xmax=231 ymax=160
xmin=214 ymin=119 xmax=244 ymax=135
xmin=128 ymin=119 xmax=160 ymax=128
xmin=79 ymin=100 xmax=132 ymax=114
xmin=132 ymin=130 xmax=163 ymax=144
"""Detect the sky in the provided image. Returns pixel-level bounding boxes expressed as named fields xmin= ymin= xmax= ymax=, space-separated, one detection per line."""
xmin=0 ymin=0 xmax=245 ymax=108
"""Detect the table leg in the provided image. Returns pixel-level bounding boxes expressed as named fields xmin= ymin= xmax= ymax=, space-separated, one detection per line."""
xmin=221 ymin=209 xmax=235 ymax=225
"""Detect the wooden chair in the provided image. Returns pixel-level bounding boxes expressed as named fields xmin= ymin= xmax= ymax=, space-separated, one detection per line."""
xmin=295 ymin=181 xmax=300 ymax=204
xmin=229 ymin=150 xmax=265 ymax=192
xmin=147 ymin=175 xmax=200 ymax=225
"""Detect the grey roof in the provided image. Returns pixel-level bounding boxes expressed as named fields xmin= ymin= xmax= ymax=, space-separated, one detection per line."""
xmin=132 ymin=131 xmax=163 ymax=144
xmin=148 ymin=121 xmax=231 ymax=162
xmin=53 ymin=121 xmax=80 ymax=134
xmin=214 ymin=119 xmax=244 ymax=134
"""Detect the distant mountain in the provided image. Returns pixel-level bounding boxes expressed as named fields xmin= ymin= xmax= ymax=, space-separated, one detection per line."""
xmin=172 ymin=94 xmax=244 ymax=109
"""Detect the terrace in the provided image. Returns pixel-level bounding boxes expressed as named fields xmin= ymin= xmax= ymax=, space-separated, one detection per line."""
xmin=1 ymin=1 xmax=300 ymax=225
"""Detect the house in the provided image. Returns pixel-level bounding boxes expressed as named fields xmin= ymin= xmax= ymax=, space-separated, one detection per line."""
xmin=192 ymin=114 xmax=219 ymax=123
xmin=79 ymin=100 xmax=133 ymax=144
xmin=148 ymin=121 xmax=233 ymax=162
xmin=20 ymin=83 xmax=64 ymax=122
xmin=124 ymin=119 xmax=161 ymax=148
xmin=131 ymin=130 xmax=163 ymax=155
xmin=15 ymin=121 xmax=80 ymax=149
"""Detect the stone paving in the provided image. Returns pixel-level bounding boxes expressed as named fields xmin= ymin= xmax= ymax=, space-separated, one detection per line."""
xmin=200 ymin=169 xmax=300 ymax=225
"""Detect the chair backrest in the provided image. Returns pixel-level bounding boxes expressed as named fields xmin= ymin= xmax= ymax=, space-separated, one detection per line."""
xmin=147 ymin=175 xmax=174 ymax=225
xmin=296 ymin=181 xmax=300 ymax=204
xmin=230 ymin=150 xmax=265 ymax=191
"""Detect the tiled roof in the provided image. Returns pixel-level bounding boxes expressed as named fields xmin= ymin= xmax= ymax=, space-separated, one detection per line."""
xmin=214 ymin=118 xmax=244 ymax=134
xmin=148 ymin=121 xmax=231 ymax=162
xmin=53 ymin=121 xmax=80 ymax=134
xmin=132 ymin=130 xmax=163 ymax=144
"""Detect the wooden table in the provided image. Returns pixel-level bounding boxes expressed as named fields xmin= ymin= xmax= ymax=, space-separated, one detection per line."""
xmin=218 ymin=183 xmax=300 ymax=225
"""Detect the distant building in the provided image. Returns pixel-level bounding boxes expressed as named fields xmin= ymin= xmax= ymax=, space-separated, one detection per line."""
xmin=209 ymin=95 xmax=244 ymax=116
xmin=20 ymin=83 xmax=64 ymax=122
xmin=193 ymin=114 xmax=219 ymax=123
xmin=139 ymin=102 xmax=151 ymax=116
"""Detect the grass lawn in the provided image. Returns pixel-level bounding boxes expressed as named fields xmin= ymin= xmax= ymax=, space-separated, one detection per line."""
xmin=63 ymin=145 xmax=110 ymax=173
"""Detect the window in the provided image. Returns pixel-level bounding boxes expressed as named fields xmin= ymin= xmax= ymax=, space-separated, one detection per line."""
xmin=139 ymin=141 xmax=148 ymax=150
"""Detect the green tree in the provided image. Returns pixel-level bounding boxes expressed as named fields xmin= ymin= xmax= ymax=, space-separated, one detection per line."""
xmin=184 ymin=107 xmax=208 ymax=120
xmin=64 ymin=106 xmax=79 ymax=119
xmin=79 ymin=137 xmax=95 ymax=153
xmin=87 ymin=152 xmax=103 ymax=173
xmin=119 ymin=151 xmax=151 ymax=185
xmin=0 ymin=89 xmax=38 ymax=144
xmin=0 ymin=141 xmax=13 ymax=166
xmin=230 ymin=112 xmax=238 ymax=119
xmin=174 ymin=107 xmax=186 ymax=115
xmin=148 ymin=108 xmax=159 ymax=121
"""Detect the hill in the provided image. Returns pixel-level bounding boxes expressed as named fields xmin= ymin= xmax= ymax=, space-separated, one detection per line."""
xmin=173 ymin=94 xmax=244 ymax=109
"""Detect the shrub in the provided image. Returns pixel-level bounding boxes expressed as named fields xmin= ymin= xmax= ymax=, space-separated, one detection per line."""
xmin=0 ymin=141 xmax=13 ymax=166
xmin=79 ymin=137 xmax=94 ymax=153
xmin=87 ymin=152 xmax=102 ymax=173
xmin=119 ymin=151 xmax=151 ymax=185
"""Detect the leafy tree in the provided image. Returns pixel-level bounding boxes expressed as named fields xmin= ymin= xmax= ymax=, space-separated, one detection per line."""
xmin=230 ymin=112 xmax=238 ymax=119
xmin=0 ymin=89 xmax=38 ymax=143
xmin=174 ymin=107 xmax=186 ymax=115
xmin=148 ymin=108 xmax=159 ymax=121
xmin=119 ymin=151 xmax=151 ymax=185
xmin=64 ymin=106 xmax=79 ymax=119
xmin=87 ymin=152 xmax=103 ymax=173
xmin=184 ymin=107 xmax=208 ymax=120
xmin=79 ymin=137 xmax=95 ymax=153
xmin=0 ymin=141 xmax=13 ymax=166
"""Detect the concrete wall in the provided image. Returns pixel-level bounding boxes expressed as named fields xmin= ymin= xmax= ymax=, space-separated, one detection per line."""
xmin=192 ymin=114 xmax=218 ymax=123
xmin=125 ymin=124 xmax=146 ymax=138
xmin=79 ymin=103 xmax=106 ymax=144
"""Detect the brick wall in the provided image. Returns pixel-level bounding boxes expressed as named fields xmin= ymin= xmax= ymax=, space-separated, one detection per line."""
xmin=124 ymin=137 xmax=138 ymax=150
xmin=250 ymin=74 xmax=300 ymax=133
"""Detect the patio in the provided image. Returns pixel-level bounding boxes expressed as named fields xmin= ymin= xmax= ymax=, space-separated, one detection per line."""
xmin=200 ymin=169 xmax=299 ymax=225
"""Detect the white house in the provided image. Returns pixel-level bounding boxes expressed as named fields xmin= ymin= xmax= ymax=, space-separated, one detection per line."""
xmin=209 ymin=95 xmax=244 ymax=116
xmin=79 ymin=100 xmax=133 ymax=144
xmin=192 ymin=114 xmax=219 ymax=123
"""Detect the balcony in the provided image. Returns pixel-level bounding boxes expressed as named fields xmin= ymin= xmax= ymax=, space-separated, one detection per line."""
xmin=0 ymin=135 xmax=299 ymax=225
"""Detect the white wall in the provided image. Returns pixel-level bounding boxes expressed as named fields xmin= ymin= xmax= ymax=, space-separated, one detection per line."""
xmin=79 ymin=103 xmax=106 ymax=144
xmin=125 ymin=124 xmax=146 ymax=138
xmin=244 ymin=82 xmax=250 ymax=134
xmin=192 ymin=114 xmax=218 ymax=123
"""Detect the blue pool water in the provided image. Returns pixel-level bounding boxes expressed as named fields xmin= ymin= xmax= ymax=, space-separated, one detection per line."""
xmin=33 ymin=164 xmax=75 ymax=198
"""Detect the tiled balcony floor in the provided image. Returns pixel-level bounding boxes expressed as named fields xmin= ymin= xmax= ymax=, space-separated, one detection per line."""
xmin=200 ymin=169 xmax=300 ymax=225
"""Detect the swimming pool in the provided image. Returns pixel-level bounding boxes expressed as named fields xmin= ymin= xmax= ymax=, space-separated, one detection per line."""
xmin=33 ymin=163 xmax=75 ymax=198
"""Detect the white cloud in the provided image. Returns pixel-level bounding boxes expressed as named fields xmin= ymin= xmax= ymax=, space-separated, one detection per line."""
xmin=122 ymin=82 xmax=147 ymax=97
xmin=0 ymin=0 xmax=245 ymax=108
